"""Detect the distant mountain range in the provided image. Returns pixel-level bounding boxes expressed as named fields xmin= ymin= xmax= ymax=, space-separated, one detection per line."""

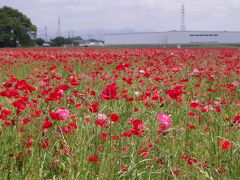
xmin=37 ymin=28 xmax=154 ymax=41
xmin=75 ymin=28 xmax=138 ymax=40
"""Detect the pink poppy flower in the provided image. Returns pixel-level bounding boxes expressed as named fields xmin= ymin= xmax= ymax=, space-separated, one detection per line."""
xmin=97 ymin=113 xmax=107 ymax=120
xmin=156 ymin=114 xmax=172 ymax=130
xmin=50 ymin=108 xmax=69 ymax=121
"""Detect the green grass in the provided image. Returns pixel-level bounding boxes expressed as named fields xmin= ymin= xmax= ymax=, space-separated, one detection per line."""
xmin=0 ymin=48 xmax=239 ymax=179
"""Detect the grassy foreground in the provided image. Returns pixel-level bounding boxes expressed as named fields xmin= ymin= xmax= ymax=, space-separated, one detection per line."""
xmin=0 ymin=48 xmax=239 ymax=179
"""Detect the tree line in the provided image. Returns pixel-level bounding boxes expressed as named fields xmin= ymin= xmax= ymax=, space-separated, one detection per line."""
xmin=0 ymin=6 xmax=87 ymax=47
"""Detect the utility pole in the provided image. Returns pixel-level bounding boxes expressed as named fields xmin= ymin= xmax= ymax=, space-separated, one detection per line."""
xmin=57 ymin=17 xmax=61 ymax=37
xmin=181 ymin=5 xmax=186 ymax=31
xmin=44 ymin=26 xmax=48 ymax=42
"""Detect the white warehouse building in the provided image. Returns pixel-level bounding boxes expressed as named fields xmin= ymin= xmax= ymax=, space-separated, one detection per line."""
xmin=104 ymin=31 xmax=240 ymax=45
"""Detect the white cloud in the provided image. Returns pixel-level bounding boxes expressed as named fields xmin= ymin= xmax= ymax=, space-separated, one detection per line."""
xmin=1 ymin=0 xmax=240 ymax=38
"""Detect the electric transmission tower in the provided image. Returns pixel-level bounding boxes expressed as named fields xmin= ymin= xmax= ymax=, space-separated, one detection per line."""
xmin=181 ymin=5 xmax=186 ymax=31
xmin=44 ymin=26 xmax=48 ymax=41
xmin=57 ymin=17 xmax=61 ymax=37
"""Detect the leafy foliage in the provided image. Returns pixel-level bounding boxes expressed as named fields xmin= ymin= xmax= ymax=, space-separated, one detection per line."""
xmin=50 ymin=36 xmax=66 ymax=46
xmin=36 ymin=38 xmax=45 ymax=47
xmin=50 ymin=36 xmax=85 ymax=47
xmin=0 ymin=6 xmax=37 ymax=47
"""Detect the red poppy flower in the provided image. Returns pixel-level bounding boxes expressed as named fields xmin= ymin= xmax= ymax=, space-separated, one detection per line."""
xmin=219 ymin=139 xmax=232 ymax=150
xmin=165 ymin=85 xmax=184 ymax=100
xmin=88 ymin=155 xmax=100 ymax=163
xmin=130 ymin=119 xmax=145 ymax=136
xmin=26 ymin=141 xmax=33 ymax=147
xmin=42 ymin=140 xmax=50 ymax=149
xmin=43 ymin=119 xmax=53 ymax=129
xmin=89 ymin=102 xmax=98 ymax=113
xmin=100 ymin=132 xmax=108 ymax=140
xmin=108 ymin=113 xmax=120 ymax=123
xmin=101 ymin=82 xmax=118 ymax=100
xmin=50 ymin=108 xmax=69 ymax=121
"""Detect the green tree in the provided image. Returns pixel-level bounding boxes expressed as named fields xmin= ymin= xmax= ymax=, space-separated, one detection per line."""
xmin=65 ymin=36 xmax=85 ymax=46
xmin=0 ymin=6 xmax=37 ymax=47
xmin=50 ymin=36 xmax=85 ymax=47
xmin=36 ymin=38 xmax=45 ymax=47
xmin=71 ymin=36 xmax=85 ymax=46
xmin=50 ymin=36 xmax=66 ymax=46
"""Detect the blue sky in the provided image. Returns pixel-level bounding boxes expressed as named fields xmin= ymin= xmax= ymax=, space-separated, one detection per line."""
xmin=1 ymin=0 xmax=240 ymax=39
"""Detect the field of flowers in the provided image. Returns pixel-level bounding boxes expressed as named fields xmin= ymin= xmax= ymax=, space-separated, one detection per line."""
xmin=0 ymin=48 xmax=239 ymax=179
